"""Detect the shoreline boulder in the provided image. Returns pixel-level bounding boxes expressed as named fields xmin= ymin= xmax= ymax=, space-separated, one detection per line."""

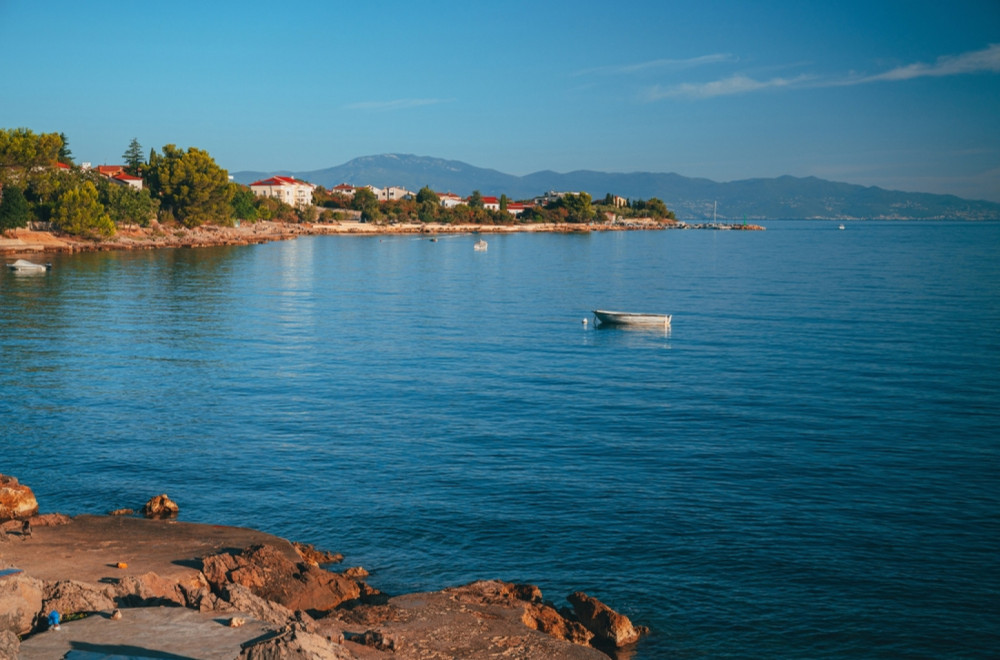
xmin=0 ymin=475 xmax=39 ymax=522
xmin=567 ymin=591 xmax=649 ymax=648
xmin=142 ymin=494 xmax=179 ymax=519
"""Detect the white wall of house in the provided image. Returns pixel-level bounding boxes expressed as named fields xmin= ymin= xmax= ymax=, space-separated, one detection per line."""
xmin=438 ymin=193 xmax=463 ymax=208
xmin=250 ymin=177 xmax=316 ymax=208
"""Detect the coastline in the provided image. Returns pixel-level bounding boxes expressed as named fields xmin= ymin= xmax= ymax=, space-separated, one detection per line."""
xmin=0 ymin=219 xmax=674 ymax=257
xmin=1 ymin=495 xmax=647 ymax=658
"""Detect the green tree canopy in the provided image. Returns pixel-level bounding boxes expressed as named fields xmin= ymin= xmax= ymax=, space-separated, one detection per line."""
xmin=146 ymin=144 xmax=233 ymax=227
xmin=100 ymin=182 xmax=159 ymax=227
xmin=558 ymin=192 xmax=595 ymax=223
xmin=351 ymin=187 xmax=381 ymax=222
xmin=415 ymin=186 xmax=439 ymax=204
xmin=468 ymin=190 xmax=484 ymax=208
xmin=231 ymin=185 xmax=259 ymax=222
xmin=122 ymin=138 xmax=144 ymax=175
xmin=0 ymin=185 xmax=30 ymax=230
xmin=0 ymin=128 xmax=62 ymax=170
xmin=53 ymin=181 xmax=115 ymax=238
xmin=58 ymin=132 xmax=74 ymax=166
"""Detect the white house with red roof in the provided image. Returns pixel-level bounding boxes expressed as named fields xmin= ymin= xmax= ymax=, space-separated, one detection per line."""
xmin=249 ymin=176 xmax=316 ymax=208
xmin=111 ymin=172 xmax=143 ymax=190
xmin=96 ymin=165 xmax=125 ymax=177
xmin=506 ymin=201 xmax=532 ymax=217
xmin=437 ymin=192 xmax=463 ymax=208
xmin=479 ymin=196 xmax=501 ymax=211
xmin=330 ymin=183 xmax=356 ymax=197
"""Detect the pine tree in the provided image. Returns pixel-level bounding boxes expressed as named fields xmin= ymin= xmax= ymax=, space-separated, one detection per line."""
xmin=123 ymin=138 xmax=144 ymax=175
xmin=0 ymin=185 xmax=30 ymax=230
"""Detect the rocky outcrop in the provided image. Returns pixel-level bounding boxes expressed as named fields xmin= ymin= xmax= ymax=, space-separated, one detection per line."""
xmin=444 ymin=581 xmax=648 ymax=653
xmin=0 ymin=573 xmax=44 ymax=636
xmin=292 ymin=542 xmax=344 ymax=567
xmin=0 ymin=474 xmax=38 ymax=522
xmin=214 ymin=583 xmax=298 ymax=627
xmin=142 ymin=493 xmax=179 ymax=518
xmin=0 ymin=476 xmax=647 ymax=658
xmin=115 ymin=571 xmax=188 ymax=607
xmin=0 ymin=630 xmax=19 ymax=659
xmin=239 ymin=624 xmax=355 ymax=660
xmin=568 ymin=591 xmax=649 ymax=648
xmin=522 ymin=602 xmax=595 ymax=647
xmin=42 ymin=579 xmax=116 ymax=619
xmin=202 ymin=544 xmax=377 ymax=615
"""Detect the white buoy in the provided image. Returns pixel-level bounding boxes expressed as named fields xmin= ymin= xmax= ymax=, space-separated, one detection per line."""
xmin=582 ymin=318 xmax=588 ymax=325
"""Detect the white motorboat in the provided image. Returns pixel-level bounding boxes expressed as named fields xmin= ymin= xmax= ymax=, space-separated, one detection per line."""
xmin=593 ymin=310 xmax=671 ymax=328
xmin=6 ymin=259 xmax=51 ymax=272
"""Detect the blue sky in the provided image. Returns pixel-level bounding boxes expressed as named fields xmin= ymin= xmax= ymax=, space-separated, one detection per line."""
xmin=2 ymin=0 xmax=999 ymax=201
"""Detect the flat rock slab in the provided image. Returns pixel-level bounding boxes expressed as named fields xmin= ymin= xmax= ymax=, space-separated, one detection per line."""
xmin=17 ymin=606 xmax=272 ymax=659
xmin=0 ymin=514 xmax=301 ymax=585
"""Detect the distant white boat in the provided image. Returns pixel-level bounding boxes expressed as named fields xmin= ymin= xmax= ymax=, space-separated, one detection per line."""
xmin=593 ymin=310 xmax=671 ymax=328
xmin=474 ymin=239 xmax=488 ymax=251
xmin=838 ymin=224 xmax=845 ymax=230
xmin=6 ymin=259 xmax=51 ymax=272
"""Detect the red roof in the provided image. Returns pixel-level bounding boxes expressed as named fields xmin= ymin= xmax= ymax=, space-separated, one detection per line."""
xmin=97 ymin=165 xmax=124 ymax=175
xmin=481 ymin=196 xmax=500 ymax=205
xmin=112 ymin=172 xmax=142 ymax=181
xmin=54 ymin=161 xmax=71 ymax=170
xmin=332 ymin=183 xmax=354 ymax=190
xmin=250 ymin=176 xmax=312 ymax=187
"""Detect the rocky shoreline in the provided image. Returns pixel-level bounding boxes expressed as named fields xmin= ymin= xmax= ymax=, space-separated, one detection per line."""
xmin=0 ymin=218 xmax=672 ymax=256
xmin=0 ymin=475 xmax=647 ymax=659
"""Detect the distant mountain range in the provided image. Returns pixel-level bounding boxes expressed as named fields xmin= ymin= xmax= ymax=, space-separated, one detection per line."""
xmin=232 ymin=154 xmax=1000 ymax=221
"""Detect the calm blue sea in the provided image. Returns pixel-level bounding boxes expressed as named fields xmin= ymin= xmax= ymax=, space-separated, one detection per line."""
xmin=2 ymin=221 xmax=999 ymax=658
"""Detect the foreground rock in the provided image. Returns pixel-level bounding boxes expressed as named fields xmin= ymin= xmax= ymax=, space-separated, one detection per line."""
xmin=2 ymin=509 xmax=647 ymax=658
xmin=0 ymin=475 xmax=38 ymax=522
xmin=142 ymin=493 xmax=180 ymax=518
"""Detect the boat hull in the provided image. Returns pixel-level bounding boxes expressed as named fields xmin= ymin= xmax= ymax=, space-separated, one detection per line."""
xmin=593 ymin=310 xmax=671 ymax=327
xmin=6 ymin=259 xmax=51 ymax=273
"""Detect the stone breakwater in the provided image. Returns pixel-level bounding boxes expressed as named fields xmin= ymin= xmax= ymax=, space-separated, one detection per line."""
xmin=0 ymin=477 xmax=648 ymax=659
xmin=0 ymin=219 xmax=673 ymax=256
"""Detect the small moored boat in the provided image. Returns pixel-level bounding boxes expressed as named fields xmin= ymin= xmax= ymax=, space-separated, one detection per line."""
xmin=474 ymin=239 xmax=488 ymax=251
xmin=6 ymin=259 xmax=52 ymax=272
xmin=593 ymin=310 xmax=671 ymax=328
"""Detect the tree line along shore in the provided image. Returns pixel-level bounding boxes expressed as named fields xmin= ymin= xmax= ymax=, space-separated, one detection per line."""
xmin=1 ymin=128 xmax=681 ymax=248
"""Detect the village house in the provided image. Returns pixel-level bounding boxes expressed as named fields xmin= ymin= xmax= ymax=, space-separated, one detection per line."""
xmin=330 ymin=183 xmax=356 ymax=197
xmin=249 ymin=176 xmax=316 ymax=208
xmin=437 ymin=192 xmax=463 ymax=208
xmin=96 ymin=165 xmax=124 ymax=177
xmin=479 ymin=196 xmax=501 ymax=211
xmin=111 ymin=172 xmax=143 ymax=190
xmin=505 ymin=201 xmax=532 ymax=217
xmin=379 ymin=186 xmax=414 ymax=202
xmin=91 ymin=165 xmax=143 ymax=190
xmin=533 ymin=190 xmax=581 ymax=205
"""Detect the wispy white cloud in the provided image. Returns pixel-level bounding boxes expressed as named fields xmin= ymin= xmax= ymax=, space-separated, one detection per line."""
xmin=345 ymin=98 xmax=451 ymax=111
xmin=859 ymin=43 xmax=1000 ymax=82
xmin=647 ymin=73 xmax=814 ymax=99
xmin=575 ymin=53 xmax=736 ymax=77
xmin=648 ymin=44 xmax=1000 ymax=100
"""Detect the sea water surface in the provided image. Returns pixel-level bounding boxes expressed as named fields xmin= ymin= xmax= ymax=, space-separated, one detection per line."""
xmin=2 ymin=221 xmax=999 ymax=658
